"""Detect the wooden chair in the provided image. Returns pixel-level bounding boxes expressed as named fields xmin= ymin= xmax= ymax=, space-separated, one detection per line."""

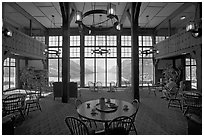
xmin=96 ymin=81 xmax=103 ymax=92
xmin=147 ymin=83 xmax=156 ymax=96
xmin=130 ymin=99 xmax=140 ymax=134
xmin=3 ymin=93 xmax=26 ymax=119
xmin=109 ymin=81 xmax=117 ymax=92
xmin=167 ymin=86 xmax=182 ymax=110
xmin=75 ymin=99 xmax=97 ymax=129
xmin=183 ymin=93 xmax=202 ymax=115
xmin=65 ymin=116 xmax=92 ymax=135
xmin=24 ymin=84 xmax=42 ymax=115
xmin=88 ymin=81 xmax=95 ymax=92
xmin=106 ymin=116 xmax=134 ymax=135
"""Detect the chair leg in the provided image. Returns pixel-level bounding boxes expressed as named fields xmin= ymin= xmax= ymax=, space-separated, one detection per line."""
xmin=132 ymin=124 xmax=138 ymax=134
xmin=37 ymin=103 xmax=42 ymax=111
xmin=154 ymin=91 xmax=156 ymax=96
xmin=168 ymin=100 xmax=172 ymax=108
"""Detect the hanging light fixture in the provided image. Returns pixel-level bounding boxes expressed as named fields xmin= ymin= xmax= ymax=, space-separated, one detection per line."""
xmin=185 ymin=3 xmax=202 ymax=38
xmin=3 ymin=28 xmax=13 ymax=37
xmin=75 ymin=2 xmax=120 ymax=32
xmin=91 ymin=47 xmax=111 ymax=55
xmin=107 ymin=3 xmax=116 ymax=18
xmin=141 ymin=49 xmax=159 ymax=56
xmin=75 ymin=11 xmax=82 ymax=23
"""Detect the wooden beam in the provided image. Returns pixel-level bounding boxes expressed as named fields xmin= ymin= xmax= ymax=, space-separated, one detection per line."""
xmin=60 ymin=2 xmax=71 ymax=103
xmin=7 ymin=2 xmax=46 ymax=31
xmin=120 ymin=3 xmax=131 ymax=25
xmin=70 ymin=2 xmax=77 ymax=11
xmin=155 ymin=2 xmax=193 ymax=30
xmin=134 ymin=2 xmax=142 ymax=21
xmin=69 ymin=9 xmax=75 ymax=24
xmin=131 ymin=2 xmax=141 ymax=101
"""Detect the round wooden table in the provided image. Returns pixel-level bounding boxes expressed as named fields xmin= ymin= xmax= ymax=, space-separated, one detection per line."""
xmin=77 ymin=98 xmax=136 ymax=130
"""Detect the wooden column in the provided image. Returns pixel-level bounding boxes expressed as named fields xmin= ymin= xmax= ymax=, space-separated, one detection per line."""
xmin=29 ymin=20 xmax=32 ymax=36
xmin=60 ymin=2 xmax=70 ymax=103
xmin=80 ymin=33 xmax=85 ymax=87
xmin=117 ymin=33 xmax=121 ymax=87
xmin=45 ymin=33 xmax=49 ymax=70
xmin=168 ymin=19 xmax=171 ymax=37
xmin=131 ymin=2 xmax=141 ymax=101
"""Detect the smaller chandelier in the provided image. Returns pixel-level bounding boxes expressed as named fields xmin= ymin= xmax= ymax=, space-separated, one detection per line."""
xmin=186 ymin=21 xmax=201 ymax=38
xmin=91 ymin=47 xmax=111 ymax=55
xmin=44 ymin=49 xmax=61 ymax=56
xmin=141 ymin=49 xmax=159 ymax=56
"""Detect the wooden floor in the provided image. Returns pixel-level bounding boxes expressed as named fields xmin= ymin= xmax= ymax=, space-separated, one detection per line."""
xmin=13 ymin=87 xmax=188 ymax=135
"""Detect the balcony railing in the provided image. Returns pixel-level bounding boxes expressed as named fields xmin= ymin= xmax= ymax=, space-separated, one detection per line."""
xmin=154 ymin=30 xmax=202 ymax=59
xmin=3 ymin=27 xmax=46 ymax=59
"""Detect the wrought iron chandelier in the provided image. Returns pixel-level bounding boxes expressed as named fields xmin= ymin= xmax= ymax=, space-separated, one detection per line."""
xmin=141 ymin=49 xmax=159 ymax=56
xmin=75 ymin=3 xmax=121 ymax=32
xmin=91 ymin=47 xmax=110 ymax=55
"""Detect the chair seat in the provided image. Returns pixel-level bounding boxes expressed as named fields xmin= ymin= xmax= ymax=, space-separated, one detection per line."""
xmin=106 ymin=127 xmax=128 ymax=135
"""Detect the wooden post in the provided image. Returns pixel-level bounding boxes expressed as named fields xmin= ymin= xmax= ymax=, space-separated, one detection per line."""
xmin=131 ymin=2 xmax=141 ymax=101
xmin=117 ymin=33 xmax=121 ymax=87
xmin=80 ymin=33 xmax=85 ymax=87
xmin=60 ymin=2 xmax=70 ymax=103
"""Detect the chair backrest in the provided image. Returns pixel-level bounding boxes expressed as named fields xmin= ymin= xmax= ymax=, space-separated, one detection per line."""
xmin=96 ymin=81 xmax=102 ymax=87
xmin=65 ymin=116 xmax=90 ymax=135
xmin=131 ymin=99 xmax=140 ymax=121
xmin=3 ymin=93 xmax=26 ymax=113
xmin=179 ymin=81 xmax=185 ymax=92
xmin=106 ymin=116 xmax=133 ymax=135
xmin=75 ymin=99 xmax=82 ymax=109
xmin=110 ymin=81 xmax=116 ymax=87
xmin=183 ymin=93 xmax=202 ymax=108
xmin=88 ymin=81 xmax=94 ymax=87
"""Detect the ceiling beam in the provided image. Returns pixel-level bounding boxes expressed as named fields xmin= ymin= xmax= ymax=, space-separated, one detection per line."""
xmin=155 ymin=2 xmax=193 ymax=30
xmin=69 ymin=9 xmax=75 ymax=24
xmin=7 ymin=2 xmax=46 ymax=31
xmin=70 ymin=2 xmax=77 ymax=11
xmin=120 ymin=3 xmax=131 ymax=25
xmin=134 ymin=2 xmax=141 ymax=21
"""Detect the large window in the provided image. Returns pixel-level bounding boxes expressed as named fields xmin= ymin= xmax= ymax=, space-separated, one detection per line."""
xmin=139 ymin=36 xmax=154 ymax=86
xmin=121 ymin=36 xmax=131 ymax=86
xmin=84 ymin=35 xmax=117 ymax=86
xmin=3 ymin=58 xmax=16 ymax=90
xmin=48 ymin=36 xmax=80 ymax=84
xmin=185 ymin=57 xmax=197 ymax=89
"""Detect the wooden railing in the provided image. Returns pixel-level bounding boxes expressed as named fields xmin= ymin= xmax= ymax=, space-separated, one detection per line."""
xmin=3 ymin=27 xmax=46 ymax=59
xmin=154 ymin=30 xmax=202 ymax=59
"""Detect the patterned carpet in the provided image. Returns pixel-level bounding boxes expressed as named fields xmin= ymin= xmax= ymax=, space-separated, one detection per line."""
xmin=13 ymin=87 xmax=188 ymax=135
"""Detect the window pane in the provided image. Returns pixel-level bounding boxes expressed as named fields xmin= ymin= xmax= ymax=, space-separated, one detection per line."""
xmin=107 ymin=59 xmax=117 ymax=85
xmin=10 ymin=67 xmax=16 ymax=88
xmin=121 ymin=59 xmax=131 ymax=86
xmin=191 ymin=66 xmax=197 ymax=89
xmin=70 ymin=59 xmax=80 ymax=85
xmin=143 ymin=36 xmax=152 ymax=46
xmin=49 ymin=59 xmax=59 ymax=82
xmin=49 ymin=36 xmax=58 ymax=47
xmin=85 ymin=59 xmax=94 ymax=86
xmin=186 ymin=58 xmax=190 ymax=65
xmin=3 ymin=67 xmax=9 ymax=90
xmin=185 ymin=67 xmax=190 ymax=80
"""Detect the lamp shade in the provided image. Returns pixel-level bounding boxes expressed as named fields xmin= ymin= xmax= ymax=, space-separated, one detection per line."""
xmin=186 ymin=21 xmax=196 ymax=32
xmin=107 ymin=3 xmax=116 ymax=18
xmin=75 ymin=11 xmax=82 ymax=23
